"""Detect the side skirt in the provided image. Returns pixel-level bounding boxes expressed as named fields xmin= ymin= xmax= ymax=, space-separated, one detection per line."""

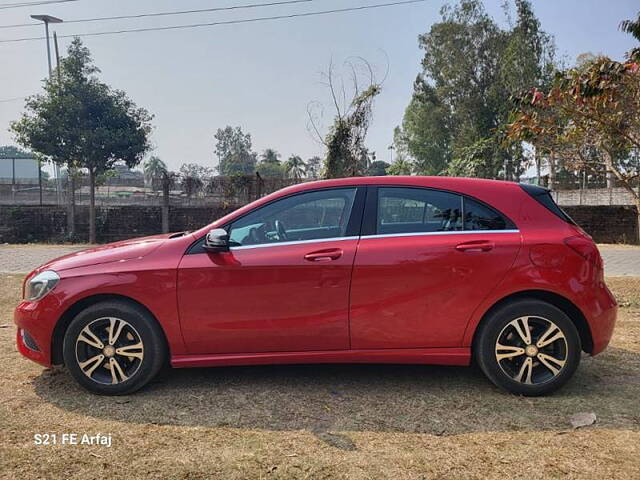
xmin=171 ymin=347 xmax=471 ymax=368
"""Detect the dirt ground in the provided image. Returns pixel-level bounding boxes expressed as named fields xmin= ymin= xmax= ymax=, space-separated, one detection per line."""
xmin=1 ymin=275 xmax=639 ymax=479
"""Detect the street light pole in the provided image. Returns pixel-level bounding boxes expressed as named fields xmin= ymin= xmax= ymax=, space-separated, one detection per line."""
xmin=45 ymin=20 xmax=52 ymax=75
xmin=31 ymin=15 xmax=62 ymax=77
xmin=30 ymin=14 xmax=63 ymax=204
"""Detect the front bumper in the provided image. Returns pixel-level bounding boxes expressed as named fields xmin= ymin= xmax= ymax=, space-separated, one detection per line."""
xmin=14 ymin=295 xmax=61 ymax=367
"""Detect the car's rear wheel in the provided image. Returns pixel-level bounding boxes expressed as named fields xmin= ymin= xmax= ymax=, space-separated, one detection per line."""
xmin=475 ymin=299 xmax=581 ymax=396
xmin=62 ymin=301 xmax=166 ymax=395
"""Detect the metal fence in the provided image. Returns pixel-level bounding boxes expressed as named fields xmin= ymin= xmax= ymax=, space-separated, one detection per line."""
xmin=0 ymin=175 xmax=303 ymax=207
xmin=2 ymin=171 xmax=638 ymax=208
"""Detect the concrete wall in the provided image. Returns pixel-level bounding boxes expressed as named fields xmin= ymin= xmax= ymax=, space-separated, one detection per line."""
xmin=563 ymin=205 xmax=639 ymax=244
xmin=0 ymin=205 xmax=238 ymax=244
xmin=554 ymin=187 xmax=638 ymax=207
xmin=0 ymin=204 xmax=637 ymax=245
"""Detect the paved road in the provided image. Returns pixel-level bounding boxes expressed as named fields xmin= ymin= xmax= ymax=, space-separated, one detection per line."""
xmin=598 ymin=246 xmax=640 ymax=277
xmin=0 ymin=245 xmax=84 ymax=274
xmin=1 ymin=244 xmax=639 ymax=276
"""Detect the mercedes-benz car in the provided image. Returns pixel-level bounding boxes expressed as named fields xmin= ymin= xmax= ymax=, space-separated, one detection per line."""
xmin=15 ymin=176 xmax=617 ymax=396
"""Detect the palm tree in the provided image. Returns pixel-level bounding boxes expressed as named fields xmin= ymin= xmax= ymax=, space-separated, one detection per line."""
xmin=257 ymin=148 xmax=284 ymax=177
xmin=143 ymin=156 xmax=168 ymax=191
xmin=285 ymin=155 xmax=306 ymax=180
xmin=387 ymin=154 xmax=413 ymax=176
xmin=620 ymin=11 xmax=640 ymax=60
xmin=261 ymin=148 xmax=281 ymax=164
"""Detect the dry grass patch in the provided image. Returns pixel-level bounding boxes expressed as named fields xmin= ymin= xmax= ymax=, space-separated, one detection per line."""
xmin=609 ymin=276 xmax=640 ymax=308
xmin=1 ymin=275 xmax=639 ymax=479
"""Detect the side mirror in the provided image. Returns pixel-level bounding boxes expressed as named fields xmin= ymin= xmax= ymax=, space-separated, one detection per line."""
xmin=203 ymin=228 xmax=230 ymax=253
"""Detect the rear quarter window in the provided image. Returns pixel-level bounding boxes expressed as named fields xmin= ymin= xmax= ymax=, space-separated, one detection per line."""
xmin=519 ymin=183 xmax=576 ymax=225
xmin=463 ymin=198 xmax=511 ymax=230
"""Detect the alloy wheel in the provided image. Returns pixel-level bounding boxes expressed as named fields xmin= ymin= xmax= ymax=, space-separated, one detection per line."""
xmin=75 ymin=317 xmax=144 ymax=385
xmin=495 ymin=315 xmax=568 ymax=385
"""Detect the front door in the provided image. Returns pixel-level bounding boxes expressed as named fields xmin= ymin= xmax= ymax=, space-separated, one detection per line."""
xmin=178 ymin=187 xmax=364 ymax=354
xmin=349 ymin=186 xmax=521 ymax=349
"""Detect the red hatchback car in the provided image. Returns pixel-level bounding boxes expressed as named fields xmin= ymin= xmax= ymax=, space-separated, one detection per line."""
xmin=15 ymin=177 xmax=617 ymax=396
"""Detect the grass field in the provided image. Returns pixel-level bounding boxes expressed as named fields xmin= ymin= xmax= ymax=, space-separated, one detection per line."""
xmin=1 ymin=274 xmax=639 ymax=479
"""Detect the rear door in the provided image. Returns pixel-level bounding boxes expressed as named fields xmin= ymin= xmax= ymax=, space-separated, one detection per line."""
xmin=349 ymin=186 xmax=521 ymax=349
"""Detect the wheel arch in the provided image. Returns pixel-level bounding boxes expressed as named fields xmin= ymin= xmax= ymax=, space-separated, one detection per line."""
xmin=471 ymin=290 xmax=594 ymax=355
xmin=51 ymin=293 xmax=170 ymax=365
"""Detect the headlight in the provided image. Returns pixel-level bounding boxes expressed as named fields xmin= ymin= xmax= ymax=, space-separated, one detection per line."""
xmin=25 ymin=270 xmax=60 ymax=301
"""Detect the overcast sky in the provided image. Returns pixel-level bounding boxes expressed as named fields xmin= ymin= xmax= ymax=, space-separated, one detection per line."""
xmin=0 ymin=0 xmax=638 ymax=173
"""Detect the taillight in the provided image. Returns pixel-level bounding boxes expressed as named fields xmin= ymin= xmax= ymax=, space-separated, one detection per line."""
xmin=564 ymin=236 xmax=602 ymax=268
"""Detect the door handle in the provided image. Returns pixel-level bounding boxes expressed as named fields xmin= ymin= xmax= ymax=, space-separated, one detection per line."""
xmin=455 ymin=240 xmax=494 ymax=252
xmin=304 ymin=248 xmax=343 ymax=262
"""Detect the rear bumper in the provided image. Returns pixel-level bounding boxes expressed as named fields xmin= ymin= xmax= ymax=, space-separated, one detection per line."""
xmin=587 ymin=282 xmax=617 ymax=356
xmin=14 ymin=296 xmax=60 ymax=367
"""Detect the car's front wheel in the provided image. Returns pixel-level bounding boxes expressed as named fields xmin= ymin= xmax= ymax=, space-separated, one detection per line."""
xmin=62 ymin=300 xmax=166 ymax=395
xmin=475 ymin=299 xmax=581 ymax=396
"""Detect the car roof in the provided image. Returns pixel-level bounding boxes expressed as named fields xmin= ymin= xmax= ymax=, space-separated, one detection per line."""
xmin=280 ymin=176 xmax=519 ymax=194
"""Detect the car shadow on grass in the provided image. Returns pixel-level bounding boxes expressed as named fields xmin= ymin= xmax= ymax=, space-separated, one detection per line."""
xmin=33 ymin=347 xmax=640 ymax=437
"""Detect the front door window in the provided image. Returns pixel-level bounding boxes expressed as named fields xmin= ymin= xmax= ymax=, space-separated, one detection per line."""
xmin=229 ymin=188 xmax=357 ymax=247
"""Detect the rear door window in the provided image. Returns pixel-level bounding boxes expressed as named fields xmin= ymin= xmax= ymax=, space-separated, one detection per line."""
xmin=374 ymin=186 xmax=515 ymax=235
xmin=377 ymin=187 xmax=463 ymax=234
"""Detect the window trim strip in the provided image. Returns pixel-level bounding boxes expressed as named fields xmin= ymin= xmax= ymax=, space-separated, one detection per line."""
xmin=361 ymin=229 xmax=520 ymax=240
xmin=228 ymin=230 xmax=520 ymax=251
xmin=230 ymin=236 xmax=360 ymax=251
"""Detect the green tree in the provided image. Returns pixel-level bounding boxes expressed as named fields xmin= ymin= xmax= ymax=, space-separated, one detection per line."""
xmin=11 ymin=38 xmax=153 ymax=243
xmin=308 ymin=59 xmax=381 ymax=178
xmin=508 ymin=57 xmax=640 ymax=241
xmin=305 ymin=156 xmax=323 ymax=178
xmin=366 ymin=160 xmax=389 ymax=176
xmin=284 ymin=155 xmax=306 ymax=180
xmin=256 ymin=148 xmax=284 ymax=177
xmin=387 ymin=154 xmax=413 ymax=175
xmin=179 ymin=163 xmax=212 ymax=199
xmin=214 ymin=126 xmax=257 ymax=176
xmin=323 ymin=85 xmax=380 ymax=178
xmin=497 ymin=0 xmax=556 ymax=179
xmin=395 ymin=0 xmax=555 ymax=180
xmin=143 ymin=155 xmax=168 ymax=191
xmin=394 ymin=80 xmax=450 ymax=175
xmin=448 ymin=137 xmax=502 ymax=178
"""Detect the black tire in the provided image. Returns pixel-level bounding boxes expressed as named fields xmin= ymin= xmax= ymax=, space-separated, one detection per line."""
xmin=62 ymin=300 xmax=167 ymax=395
xmin=474 ymin=299 xmax=581 ymax=396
